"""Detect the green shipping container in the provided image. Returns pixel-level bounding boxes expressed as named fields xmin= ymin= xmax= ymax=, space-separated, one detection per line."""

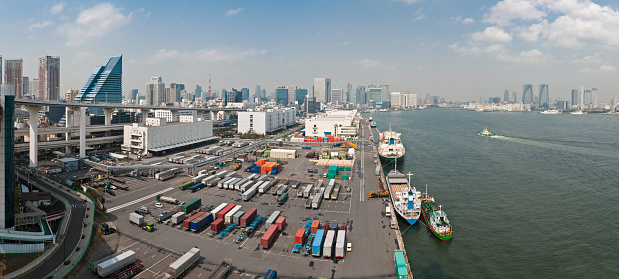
xmin=345 ymin=166 xmax=351 ymax=171
xmin=394 ymin=251 xmax=409 ymax=279
xmin=327 ymin=174 xmax=335 ymax=179
xmin=342 ymin=174 xmax=349 ymax=180
xmin=182 ymin=198 xmax=201 ymax=213
xmin=179 ymin=181 xmax=195 ymax=190
xmin=337 ymin=166 xmax=345 ymax=171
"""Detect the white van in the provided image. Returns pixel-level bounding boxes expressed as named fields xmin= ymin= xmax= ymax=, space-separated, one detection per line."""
xmin=386 ymin=206 xmax=391 ymax=217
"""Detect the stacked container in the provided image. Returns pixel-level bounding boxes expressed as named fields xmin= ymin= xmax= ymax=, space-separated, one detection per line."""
xmin=311 ymin=220 xmax=320 ymax=234
xmin=183 ymin=212 xmax=204 ymax=229
xmin=265 ymin=211 xmax=281 ymax=229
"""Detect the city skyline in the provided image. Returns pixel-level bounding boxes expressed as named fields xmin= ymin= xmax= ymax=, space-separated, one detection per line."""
xmin=2 ymin=0 xmax=619 ymax=102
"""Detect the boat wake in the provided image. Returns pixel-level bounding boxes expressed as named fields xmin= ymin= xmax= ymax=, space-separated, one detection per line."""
xmin=492 ymin=135 xmax=619 ymax=158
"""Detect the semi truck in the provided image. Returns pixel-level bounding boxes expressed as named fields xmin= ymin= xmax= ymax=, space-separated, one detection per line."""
xmin=206 ymin=258 xmax=232 ymax=279
xmin=167 ymin=247 xmax=200 ymax=278
xmin=157 ymin=195 xmax=179 ymax=204
xmin=94 ymin=250 xmax=137 ymax=277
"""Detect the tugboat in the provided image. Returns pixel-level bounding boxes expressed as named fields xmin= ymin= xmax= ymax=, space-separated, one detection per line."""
xmin=478 ymin=125 xmax=495 ymax=137
xmin=420 ymin=185 xmax=452 ymax=241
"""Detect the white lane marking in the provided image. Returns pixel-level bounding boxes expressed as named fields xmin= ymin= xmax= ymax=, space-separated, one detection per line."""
xmin=106 ymin=188 xmax=173 ymax=213
xmin=118 ymin=240 xmax=140 ymax=252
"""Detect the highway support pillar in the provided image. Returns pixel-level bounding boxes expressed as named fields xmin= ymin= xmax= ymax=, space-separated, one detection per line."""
xmin=103 ymin=108 xmax=115 ymax=126
xmin=171 ymin=109 xmax=178 ymax=122
xmin=80 ymin=107 xmax=87 ymax=158
xmin=25 ymin=105 xmax=42 ymax=168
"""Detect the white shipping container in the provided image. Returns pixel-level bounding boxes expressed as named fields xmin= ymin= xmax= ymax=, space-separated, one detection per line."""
xmin=240 ymin=180 xmax=254 ymax=192
xmin=323 ymin=230 xmax=336 ymax=258
xmin=265 ymin=211 xmax=281 ymax=229
xmin=303 ymin=184 xmax=314 ymax=198
xmin=225 ymin=205 xmax=242 ymax=224
xmin=335 ymin=230 xmax=346 ymax=258
xmin=242 ymin=186 xmax=258 ymax=201
xmin=210 ymin=203 xmax=228 ymax=219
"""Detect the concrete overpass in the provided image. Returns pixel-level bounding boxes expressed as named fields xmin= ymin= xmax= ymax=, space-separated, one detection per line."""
xmin=14 ymin=99 xmax=243 ymax=168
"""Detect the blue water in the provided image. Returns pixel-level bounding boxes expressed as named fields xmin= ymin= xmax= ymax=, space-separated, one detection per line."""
xmin=369 ymin=109 xmax=619 ymax=278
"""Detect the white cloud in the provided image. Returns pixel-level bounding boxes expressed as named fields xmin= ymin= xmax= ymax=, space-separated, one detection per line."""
xmin=50 ymin=2 xmax=66 ymax=15
xmin=151 ymin=48 xmax=266 ymax=63
xmin=494 ymin=49 xmax=546 ymax=64
xmin=483 ymin=0 xmax=546 ymax=26
xmin=395 ymin=0 xmax=423 ymax=4
xmin=573 ymin=53 xmax=603 ymax=64
xmin=72 ymin=51 xmax=99 ymax=63
xmin=225 ymin=8 xmax=244 ymax=16
xmin=354 ymin=59 xmax=383 ymax=69
xmin=58 ymin=3 xmax=132 ymax=46
xmin=580 ymin=64 xmax=616 ymax=73
xmin=29 ymin=21 xmax=53 ymax=31
xmin=462 ymin=18 xmax=475 ymax=24
xmin=471 ymin=26 xmax=513 ymax=43
xmin=413 ymin=14 xmax=427 ymax=21
xmin=449 ymin=43 xmax=481 ymax=56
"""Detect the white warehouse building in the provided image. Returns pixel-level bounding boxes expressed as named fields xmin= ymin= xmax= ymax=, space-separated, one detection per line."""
xmin=304 ymin=110 xmax=359 ymax=138
xmin=237 ymin=108 xmax=296 ymax=135
xmin=122 ymin=115 xmax=215 ymax=155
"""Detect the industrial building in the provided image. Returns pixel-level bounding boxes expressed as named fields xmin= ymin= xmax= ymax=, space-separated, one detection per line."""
xmin=304 ymin=110 xmax=359 ymax=138
xmin=122 ymin=115 xmax=214 ymax=155
xmin=237 ymin=108 xmax=296 ymax=135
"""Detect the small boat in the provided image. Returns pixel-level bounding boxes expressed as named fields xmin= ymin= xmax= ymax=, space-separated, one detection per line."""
xmin=540 ymin=109 xmax=561 ymax=114
xmin=571 ymin=111 xmax=586 ymax=115
xmin=370 ymin=121 xmax=376 ymax=128
xmin=368 ymin=116 xmax=373 ymax=121
xmin=421 ymin=186 xmax=452 ymax=241
xmin=478 ymin=126 xmax=495 ymax=137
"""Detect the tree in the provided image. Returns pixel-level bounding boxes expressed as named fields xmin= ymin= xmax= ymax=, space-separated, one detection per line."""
xmin=71 ymin=180 xmax=81 ymax=190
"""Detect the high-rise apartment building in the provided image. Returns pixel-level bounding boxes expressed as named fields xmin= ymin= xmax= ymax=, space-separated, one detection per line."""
xmin=28 ymin=78 xmax=39 ymax=98
xmin=391 ymin=92 xmax=402 ymax=108
xmin=580 ymin=85 xmax=584 ymax=108
xmin=313 ymin=77 xmax=331 ymax=103
xmin=331 ymin=89 xmax=344 ymax=104
xmin=571 ymin=89 xmax=579 ymax=107
xmin=65 ymin=89 xmax=78 ymax=102
xmin=74 ymin=55 xmax=122 ymax=115
xmin=538 ymin=84 xmax=549 ymax=109
xmin=38 ymin=56 xmax=60 ymax=101
xmin=169 ymin=83 xmax=180 ymax=104
xmin=504 ymin=89 xmax=510 ymax=103
xmin=522 ymin=84 xmax=533 ymax=104
xmin=146 ymin=77 xmax=165 ymax=106
xmin=22 ymin=76 xmax=29 ymax=98
xmin=591 ymin=88 xmax=598 ymax=105
xmin=5 ymin=59 xmax=23 ymax=98
xmin=379 ymin=85 xmax=390 ymax=102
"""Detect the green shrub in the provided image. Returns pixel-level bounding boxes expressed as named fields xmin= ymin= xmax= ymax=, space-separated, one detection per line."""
xmin=64 ymin=260 xmax=71 ymax=265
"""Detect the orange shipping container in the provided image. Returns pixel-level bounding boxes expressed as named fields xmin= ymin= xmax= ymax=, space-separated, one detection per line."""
xmin=311 ymin=220 xmax=320 ymax=234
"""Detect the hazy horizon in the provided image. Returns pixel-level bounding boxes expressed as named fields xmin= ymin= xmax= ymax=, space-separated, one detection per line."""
xmin=2 ymin=0 xmax=619 ymax=103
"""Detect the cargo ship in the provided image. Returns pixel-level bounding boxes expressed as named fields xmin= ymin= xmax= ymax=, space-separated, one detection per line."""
xmin=378 ymin=125 xmax=405 ymax=164
xmin=386 ymin=170 xmax=421 ymax=225
xmin=420 ymin=186 xmax=452 ymax=241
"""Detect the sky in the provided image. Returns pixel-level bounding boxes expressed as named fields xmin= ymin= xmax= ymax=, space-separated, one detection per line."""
xmin=2 ymin=0 xmax=619 ymax=103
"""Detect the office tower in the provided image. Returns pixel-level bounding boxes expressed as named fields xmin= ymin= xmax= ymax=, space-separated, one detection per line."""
xmin=538 ymin=84 xmax=549 ymax=109
xmin=276 ymin=87 xmax=288 ymax=104
xmin=584 ymin=89 xmax=592 ymax=105
xmin=131 ymin=89 xmax=138 ymax=100
xmin=169 ymin=83 xmax=180 ymax=103
xmin=287 ymin=85 xmax=296 ymax=104
xmin=512 ymin=91 xmax=517 ymax=103
xmin=0 ymin=55 xmax=2 ymax=84
xmin=356 ymin=86 xmax=366 ymax=105
xmin=379 ymin=85 xmax=390 ymax=102
xmin=580 ymin=84 xmax=584 ymax=108
xmin=296 ymin=88 xmax=307 ymax=105
xmin=571 ymin=89 xmax=579 ymax=107
xmin=592 ymin=88 xmax=598 ymax=106
xmin=349 ymin=88 xmax=357 ymax=104
xmin=346 ymin=82 xmax=352 ymax=97
xmin=29 ymin=78 xmax=39 ymax=99
xmin=522 ymin=84 xmax=533 ymax=104
xmin=195 ymin=85 xmax=202 ymax=99
xmin=1 ymin=84 xmax=16 ymax=228
xmin=313 ymin=77 xmax=331 ymax=103
xmin=146 ymin=76 xmax=165 ymax=106
xmin=391 ymin=92 xmax=402 ymax=108
xmin=64 ymin=89 xmax=78 ymax=102
xmin=241 ymin=88 xmax=249 ymax=101
xmin=254 ymin=85 xmax=261 ymax=100
xmin=5 ymin=59 xmax=23 ymax=98
xmin=368 ymin=88 xmax=381 ymax=103
xmin=504 ymin=89 xmax=509 ymax=103
xmin=222 ymin=89 xmax=228 ymax=105
xmin=38 ymin=56 xmax=60 ymax=101
xmin=74 ymin=55 xmax=122 ymax=115
xmin=331 ymin=89 xmax=344 ymax=104
xmin=261 ymin=89 xmax=266 ymax=99
xmin=22 ymin=76 xmax=29 ymax=98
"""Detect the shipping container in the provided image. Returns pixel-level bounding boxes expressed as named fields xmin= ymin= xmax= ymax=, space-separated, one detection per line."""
xmin=323 ymin=230 xmax=336 ymax=258
xmin=265 ymin=211 xmax=281 ymax=229
xmin=295 ymin=229 xmax=305 ymax=245
xmin=297 ymin=186 xmax=305 ymax=197
xmin=242 ymin=186 xmax=258 ymax=201
xmin=182 ymin=198 xmax=201 ymax=213
xmin=218 ymin=204 xmax=236 ymax=219
xmin=335 ymin=229 xmax=346 ymax=258
xmin=130 ymin=213 xmax=144 ymax=226
xmin=260 ymin=224 xmax=280 ymax=249
xmin=207 ymin=177 xmax=222 ymax=187
xmin=168 ymin=248 xmax=200 ymax=278
xmin=179 ymin=180 xmax=195 ymax=190
xmin=331 ymin=184 xmax=340 ymax=200
xmin=324 ymin=185 xmax=333 ymax=200
xmin=192 ymin=174 xmax=208 ymax=183
xmin=312 ymin=189 xmax=324 ymax=209
xmin=215 ymin=170 xmax=228 ymax=178
xmin=303 ymin=184 xmax=314 ymax=198
xmin=210 ymin=203 xmax=228 ymax=219
xmin=312 ymin=229 xmax=325 ymax=257
xmin=96 ymin=250 xmax=137 ymax=277
xmin=217 ymin=177 xmax=232 ymax=188
xmin=159 ymin=211 xmax=176 ymax=222
xmin=264 ymin=270 xmax=278 ymax=279
xmin=183 ymin=212 xmax=204 ymax=229
xmin=211 ymin=218 xmax=225 ymax=233
xmin=170 ymin=212 xmax=186 ymax=225
xmin=190 ymin=212 xmax=214 ymax=231
xmin=188 ymin=182 xmax=205 ymax=193
xmin=394 ymin=250 xmax=409 ymax=279
xmin=225 ymin=205 xmax=243 ymax=224
xmin=239 ymin=180 xmax=254 ymax=192
xmin=275 ymin=216 xmax=286 ymax=231
xmin=224 ymin=178 xmax=239 ymax=189
xmin=234 ymin=179 xmax=248 ymax=190
xmin=277 ymin=192 xmax=289 ymax=205
xmin=232 ymin=210 xmax=244 ymax=225
xmin=201 ymin=175 xmax=217 ymax=185
xmin=310 ymin=220 xmax=320 ymax=234
xmin=240 ymin=208 xmax=257 ymax=227
xmin=276 ymin=185 xmax=289 ymax=196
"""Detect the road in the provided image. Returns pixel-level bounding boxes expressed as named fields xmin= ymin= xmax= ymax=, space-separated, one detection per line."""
xmin=16 ymin=170 xmax=86 ymax=279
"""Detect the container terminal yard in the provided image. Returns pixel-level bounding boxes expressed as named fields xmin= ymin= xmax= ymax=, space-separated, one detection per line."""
xmin=53 ymin=119 xmax=410 ymax=279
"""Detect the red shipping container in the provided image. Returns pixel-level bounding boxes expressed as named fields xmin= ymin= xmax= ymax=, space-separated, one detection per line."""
xmin=218 ymin=204 xmax=236 ymax=219
xmin=183 ymin=212 xmax=204 ymax=229
xmin=211 ymin=218 xmax=224 ymax=233
xmin=295 ymin=229 xmax=305 ymax=245
xmin=275 ymin=216 xmax=286 ymax=231
xmin=260 ymin=224 xmax=280 ymax=248
xmin=240 ymin=208 xmax=257 ymax=227
xmin=311 ymin=220 xmax=320 ymax=234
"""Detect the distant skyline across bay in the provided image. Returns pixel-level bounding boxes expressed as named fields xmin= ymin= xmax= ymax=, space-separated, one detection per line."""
xmin=2 ymin=0 xmax=619 ymax=102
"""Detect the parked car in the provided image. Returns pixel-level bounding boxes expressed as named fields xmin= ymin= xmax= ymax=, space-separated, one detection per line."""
xmin=108 ymin=190 xmax=116 ymax=196
xmin=155 ymin=202 xmax=163 ymax=208
xmin=347 ymin=243 xmax=352 ymax=252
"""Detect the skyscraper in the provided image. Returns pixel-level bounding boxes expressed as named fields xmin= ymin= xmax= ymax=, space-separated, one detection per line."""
xmin=74 ymin=55 xmax=122 ymax=115
xmin=357 ymin=86 xmax=366 ymax=105
xmin=571 ymin=89 xmax=579 ymax=107
xmin=313 ymin=77 xmax=331 ymax=103
xmin=22 ymin=76 xmax=29 ymax=98
xmin=591 ymin=88 xmax=598 ymax=106
xmin=276 ymin=87 xmax=288 ymax=104
xmin=169 ymin=83 xmax=180 ymax=104
xmin=38 ymin=56 xmax=60 ymax=101
xmin=580 ymin=84 xmax=584 ymax=109
xmin=131 ymin=89 xmax=139 ymax=100
xmin=0 ymin=55 xmax=2 ymax=84
xmin=255 ymin=85 xmax=261 ymax=100
xmin=5 ymin=59 xmax=23 ymax=98
xmin=538 ymin=84 xmax=549 ymax=109
xmin=296 ymin=88 xmax=307 ymax=105
xmin=1 ymin=84 xmax=16 ymax=228
xmin=287 ymin=85 xmax=296 ymax=104
xmin=522 ymin=84 xmax=533 ymax=104
xmin=146 ymin=77 xmax=165 ymax=106
xmin=379 ymin=85 xmax=390 ymax=102
xmin=29 ymin=78 xmax=39 ymax=98
xmin=331 ymin=89 xmax=344 ymax=104
xmin=241 ymin=88 xmax=250 ymax=101
xmin=194 ymin=85 xmax=202 ymax=99
xmin=504 ymin=89 xmax=510 ymax=103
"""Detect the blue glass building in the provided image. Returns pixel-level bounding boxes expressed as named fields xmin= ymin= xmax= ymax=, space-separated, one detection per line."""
xmin=74 ymin=55 xmax=122 ymax=115
xmin=522 ymin=84 xmax=533 ymax=104
xmin=276 ymin=88 xmax=288 ymax=105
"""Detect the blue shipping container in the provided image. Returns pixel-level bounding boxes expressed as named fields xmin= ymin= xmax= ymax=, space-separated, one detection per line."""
xmin=190 ymin=212 xmax=213 ymax=231
xmin=188 ymin=183 xmax=205 ymax=192
xmin=312 ymin=229 xmax=325 ymax=256
xmin=264 ymin=269 xmax=278 ymax=279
